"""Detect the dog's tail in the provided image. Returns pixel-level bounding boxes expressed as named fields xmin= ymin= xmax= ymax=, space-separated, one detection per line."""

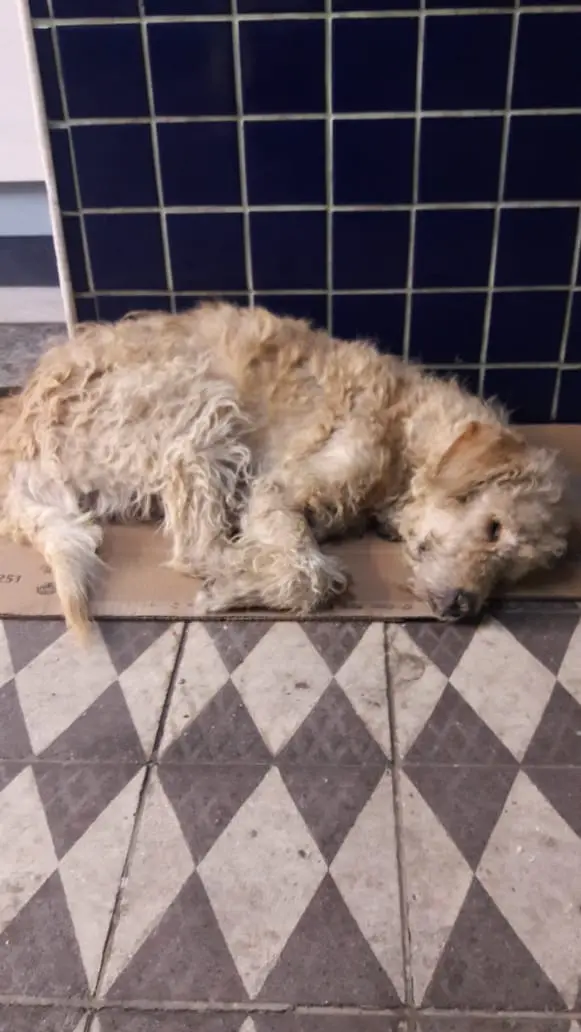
xmin=42 ymin=516 xmax=104 ymax=642
xmin=1 ymin=462 xmax=103 ymax=642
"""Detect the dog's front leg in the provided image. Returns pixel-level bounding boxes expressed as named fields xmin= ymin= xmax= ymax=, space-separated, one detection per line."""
xmin=194 ymin=476 xmax=348 ymax=615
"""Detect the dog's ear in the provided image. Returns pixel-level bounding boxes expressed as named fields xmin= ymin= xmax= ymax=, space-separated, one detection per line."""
xmin=433 ymin=421 xmax=526 ymax=500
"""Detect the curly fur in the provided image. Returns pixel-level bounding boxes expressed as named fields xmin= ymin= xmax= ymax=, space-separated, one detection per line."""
xmin=0 ymin=301 xmax=570 ymax=638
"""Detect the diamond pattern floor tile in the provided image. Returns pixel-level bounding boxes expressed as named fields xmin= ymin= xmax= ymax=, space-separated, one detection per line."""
xmin=415 ymin=1018 xmax=575 ymax=1032
xmin=0 ymin=620 xmax=183 ymax=761
xmin=0 ymin=619 xmax=181 ymax=999
xmin=0 ymin=1007 xmax=87 ymax=1032
xmin=100 ymin=621 xmax=401 ymax=1008
xmin=391 ymin=610 xmax=581 ymax=1014
xmin=2 ymin=609 xmax=580 ymax=1026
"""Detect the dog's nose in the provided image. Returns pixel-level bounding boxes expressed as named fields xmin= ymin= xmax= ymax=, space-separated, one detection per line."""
xmin=440 ymin=588 xmax=478 ymax=620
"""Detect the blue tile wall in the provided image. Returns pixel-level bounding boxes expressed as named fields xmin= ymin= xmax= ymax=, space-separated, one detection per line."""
xmin=29 ymin=2 xmax=581 ymax=423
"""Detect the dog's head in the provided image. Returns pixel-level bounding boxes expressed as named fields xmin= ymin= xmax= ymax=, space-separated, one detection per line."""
xmin=391 ymin=421 xmax=569 ymax=620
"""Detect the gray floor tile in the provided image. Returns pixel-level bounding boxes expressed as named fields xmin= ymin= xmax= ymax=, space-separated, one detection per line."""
xmin=389 ymin=611 xmax=581 ymax=1013
xmin=99 ymin=622 xmax=403 ymax=1006
xmin=0 ymin=323 xmax=64 ymax=386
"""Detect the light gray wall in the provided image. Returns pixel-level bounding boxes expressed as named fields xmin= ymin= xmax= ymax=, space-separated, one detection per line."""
xmin=0 ymin=183 xmax=52 ymax=237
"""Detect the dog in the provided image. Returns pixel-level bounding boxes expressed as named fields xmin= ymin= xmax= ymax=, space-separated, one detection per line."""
xmin=0 ymin=301 xmax=569 ymax=638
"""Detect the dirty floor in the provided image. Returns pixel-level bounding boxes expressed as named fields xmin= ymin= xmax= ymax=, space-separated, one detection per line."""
xmin=0 ymin=606 xmax=580 ymax=1032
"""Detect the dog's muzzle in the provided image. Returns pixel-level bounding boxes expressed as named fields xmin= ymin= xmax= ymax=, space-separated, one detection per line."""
xmin=431 ymin=588 xmax=479 ymax=621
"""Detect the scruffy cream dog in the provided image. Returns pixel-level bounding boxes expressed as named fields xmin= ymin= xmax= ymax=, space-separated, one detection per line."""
xmin=0 ymin=302 xmax=569 ymax=637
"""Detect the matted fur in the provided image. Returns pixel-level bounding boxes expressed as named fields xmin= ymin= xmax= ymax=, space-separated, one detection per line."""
xmin=0 ymin=302 xmax=570 ymax=637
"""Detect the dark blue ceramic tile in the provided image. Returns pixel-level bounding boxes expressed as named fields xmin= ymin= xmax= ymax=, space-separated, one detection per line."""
xmin=75 ymin=297 xmax=97 ymax=322
xmin=566 ymin=294 xmax=581 ymax=362
xmin=58 ymin=25 xmax=148 ymax=118
xmin=168 ymin=214 xmax=246 ymax=291
xmin=414 ymin=210 xmax=494 ymax=288
xmin=431 ymin=366 xmax=480 ymax=396
xmin=484 ymin=368 xmax=556 ymax=423
xmin=97 ymin=295 xmax=172 ymax=321
xmin=85 ymin=214 xmax=167 ymax=291
xmin=149 ymin=23 xmax=235 ymax=117
xmin=505 ymin=116 xmax=581 ymax=203
xmin=410 ymin=293 xmax=484 ymax=364
xmin=251 ymin=212 xmax=326 ymax=290
xmin=333 ymin=18 xmax=417 ymax=113
xmin=334 ymin=120 xmax=414 ymax=205
xmin=254 ymin=294 xmax=327 ymax=327
xmin=487 ymin=291 xmax=566 ymax=363
xmin=496 ymin=209 xmax=577 ymax=287
xmin=158 ymin=123 xmax=240 ymax=207
xmin=514 ymin=14 xmax=581 ymax=110
xmin=50 ymin=130 xmax=76 ymax=211
xmin=427 ymin=0 xmax=512 ymax=5
xmin=145 ymin=0 xmax=228 ymax=11
xmin=334 ymin=0 xmax=417 ymax=8
xmin=423 ymin=15 xmax=511 ymax=111
xmin=29 ymin=0 xmax=49 ymax=16
xmin=246 ymin=121 xmax=325 ymax=206
xmin=240 ymin=0 xmax=323 ymax=9
xmin=333 ymin=212 xmax=410 ymax=290
xmin=0 ymin=238 xmax=59 ymax=288
xmin=34 ymin=30 xmax=63 ymax=122
xmin=175 ymin=294 xmax=248 ymax=312
xmin=521 ymin=0 xmax=577 ymax=4
xmin=241 ymin=21 xmax=324 ymax=115
xmin=557 ymin=372 xmax=581 ymax=423
xmin=73 ymin=125 xmax=157 ymax=208
xmin=419 ymin=117 xmax=503 ymax=203
xmin=332 ymin=294 xmax=405 ymax=354
xmin=53 ymin=0 xmax=138 ymax=14
xmin=62 ymin=216 xmax=88 ymax=293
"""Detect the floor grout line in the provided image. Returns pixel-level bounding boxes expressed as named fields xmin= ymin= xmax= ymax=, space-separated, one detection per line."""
xmin=90 ymin=621 xmax=189 ymax=1001
xmin=2 ymin=995 xmax=580 ymax=1019
xmin=383 ymin=622 xmax=415 ymax=1009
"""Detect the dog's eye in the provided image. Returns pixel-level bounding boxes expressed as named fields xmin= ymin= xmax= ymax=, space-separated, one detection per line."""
xmin=487 ymin=519 xmax=502 ymax=542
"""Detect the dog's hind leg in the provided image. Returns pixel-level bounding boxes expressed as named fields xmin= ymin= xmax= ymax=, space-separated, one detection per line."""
xmin=195 ymin=475 xmax=348 ymax=615
xmin=1 ymin=462 xmax=103 ymax=640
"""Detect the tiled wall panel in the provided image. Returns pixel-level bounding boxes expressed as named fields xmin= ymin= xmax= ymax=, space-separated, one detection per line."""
xmin=29 ymin=1 xmax=581 ymax=422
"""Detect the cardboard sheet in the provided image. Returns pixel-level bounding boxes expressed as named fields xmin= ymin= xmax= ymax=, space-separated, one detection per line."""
xmin=0 ymin=419 xmax=579 ymax=621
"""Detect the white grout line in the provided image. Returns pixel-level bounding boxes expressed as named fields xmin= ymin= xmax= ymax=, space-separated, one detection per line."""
xmin=46 ymin=109 xmax=581 ymax=128
xmin=56 ymin=202 xmax=581 ymax=217
xmin=478 ymin=0 xmax=520 ymax=398
xmin=402 ymin=0 xmax=425 ymax=363
xmin=324 ymin=0 xmax=333 ymax=332
xmin=72 ymin=284 xmax=581 ymax=298
xmin=45 ymin=0 xmax=98 ymax=320
xmin=231 ymin=0 xmax=254 ymax=305
xmin=30 ymin=6 xmax=581 ymax=26
xmin=137 ymin=1 xmax=176 ymax=312
xmin=550 ymin=206 xmax=581 ymax=419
